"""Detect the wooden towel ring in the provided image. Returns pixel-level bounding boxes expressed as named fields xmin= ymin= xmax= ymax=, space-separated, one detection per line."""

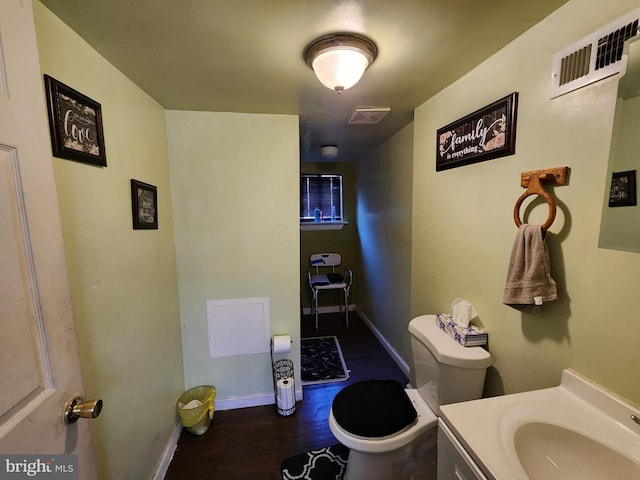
xmin=513 ymin=167 xmax=568 ymax=233
xmin=513 ymin=177 xmax=556 ymax=232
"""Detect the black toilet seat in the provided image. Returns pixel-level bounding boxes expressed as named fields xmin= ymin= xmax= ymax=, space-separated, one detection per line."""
xmin=332 ymin=379 xmax=418 ymax=438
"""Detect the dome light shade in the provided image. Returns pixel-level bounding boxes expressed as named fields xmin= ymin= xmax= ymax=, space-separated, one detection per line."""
xmin=320 ymin=145 xmax=339 ymax=159
xmin=304 ymin=33 xmax=377 ymax=93
xmin=312 ymin=49 xmax=369 ymax=92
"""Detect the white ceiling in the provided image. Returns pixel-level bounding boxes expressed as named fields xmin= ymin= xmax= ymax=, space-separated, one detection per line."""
xmin=38 ymin=0 xmax=568 ymax=162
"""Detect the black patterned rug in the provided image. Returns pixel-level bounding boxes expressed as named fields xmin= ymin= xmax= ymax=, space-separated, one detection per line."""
xmin=281 ymin=443 xmax=349 ymax=480
xmin=301 ymin=336 xmax=349 ymax=385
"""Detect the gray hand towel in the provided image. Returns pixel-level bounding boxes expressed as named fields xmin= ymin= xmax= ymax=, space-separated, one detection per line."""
xmin=503 ymin=224 xmax=557 ymax=314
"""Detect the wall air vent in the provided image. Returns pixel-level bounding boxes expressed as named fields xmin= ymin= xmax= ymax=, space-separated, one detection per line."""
xmin=551 ymin=8 xmax=640 ymax=98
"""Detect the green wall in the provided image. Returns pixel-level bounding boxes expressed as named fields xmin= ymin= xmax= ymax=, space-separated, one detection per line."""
xmin=34 ymin=3 xmax=184 ymax=479
xmin=166 ymin=111 xmax=300 ymax=405
xmin=359 ymin=0 xmax=640 ymax=407
xmin=355 ymin=124 xmax=414 ymax=360
xmin=300 ymin=162 xmax=358 ymax=314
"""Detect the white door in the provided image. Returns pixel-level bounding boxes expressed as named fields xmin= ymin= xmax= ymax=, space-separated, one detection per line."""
xmin=0 ymin=1 xmax=97 ymax=478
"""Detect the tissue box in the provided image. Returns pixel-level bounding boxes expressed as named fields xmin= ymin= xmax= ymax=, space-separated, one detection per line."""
xmin=436 ymin=313 xmax=488 ymax=347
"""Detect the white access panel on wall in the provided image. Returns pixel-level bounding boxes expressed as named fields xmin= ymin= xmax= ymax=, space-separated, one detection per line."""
xmin=207 ymin=297 xmax=271 ymax=357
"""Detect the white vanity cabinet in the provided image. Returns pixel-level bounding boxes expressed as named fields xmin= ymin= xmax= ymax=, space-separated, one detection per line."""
xmin=437 ymin=419 xmax=488 ymax=480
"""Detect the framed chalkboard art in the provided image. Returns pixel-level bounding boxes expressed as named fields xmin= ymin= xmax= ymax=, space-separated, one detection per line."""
xmin=131 ymin=179 xmax=158 ymax=229
xmin=436 ymin=92 xmax=518 ymax=171
xmin=608 ymin=170 xmax=637 ymax=207
xmin=44 ymin=75 xmax=107 ymax=167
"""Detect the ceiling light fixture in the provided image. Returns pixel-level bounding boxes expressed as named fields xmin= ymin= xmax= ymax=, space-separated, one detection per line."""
xmin=320 ymin=145 xmax=339 ymax=159
xmin=304 ymin=33 xmax=378 ymax=94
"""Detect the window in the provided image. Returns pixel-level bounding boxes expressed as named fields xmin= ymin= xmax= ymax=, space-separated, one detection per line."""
xmin=300 ymin=174 xmax=343 ymax=222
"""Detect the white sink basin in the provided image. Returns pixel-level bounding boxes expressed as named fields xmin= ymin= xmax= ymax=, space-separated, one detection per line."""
xmin=440 ymin=369 xmax=640 ymax=479
xmin=515 ymin=422 xmax=639 ymax=479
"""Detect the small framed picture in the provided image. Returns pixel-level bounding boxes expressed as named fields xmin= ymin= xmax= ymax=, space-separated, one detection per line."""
xmin=43 ymin=75 xmax=107 ymax=167
xmin=131 ymin=179 xmax=158 ymax=229
xmin=608 ymin=170 xmax=637 ymax=207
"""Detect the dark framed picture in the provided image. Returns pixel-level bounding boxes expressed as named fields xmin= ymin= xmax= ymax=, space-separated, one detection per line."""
xmin=44 ymin=74 xmax=107 ymax=167
xmin=608 ymin=170 xmax=637 ymax=207
xmin=436 ymin=92 xmax=518 ymax=171
xmin=131 ymin=179 xmax=158 ymax=229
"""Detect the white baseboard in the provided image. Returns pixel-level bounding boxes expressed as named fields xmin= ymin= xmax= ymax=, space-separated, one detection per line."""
xmin=153 ymin=422 xmax=182 ymax=480
xmin=355 ymin=307 xmax=411 ymax=379
xmin=214 ymin=388 xmax=303 ymax=411
xmin=302 ymin=304 xmax=355 ymax=315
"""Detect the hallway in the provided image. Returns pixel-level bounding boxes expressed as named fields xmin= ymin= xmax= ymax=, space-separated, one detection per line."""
xmin=164 ymin=311 xmax=409 ymax=479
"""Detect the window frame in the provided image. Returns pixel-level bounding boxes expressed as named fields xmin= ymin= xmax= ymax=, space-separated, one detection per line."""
xmin=300 ymin=173 xmax=344 ymax=224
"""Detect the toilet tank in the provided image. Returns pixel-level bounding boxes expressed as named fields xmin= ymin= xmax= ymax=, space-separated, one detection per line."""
xmin=409 ymin=315 xmax=491 ymax=415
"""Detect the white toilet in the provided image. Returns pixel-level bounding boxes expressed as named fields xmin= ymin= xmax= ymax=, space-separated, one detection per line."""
xmin=328 ymin=314 xmax=491 ymax=480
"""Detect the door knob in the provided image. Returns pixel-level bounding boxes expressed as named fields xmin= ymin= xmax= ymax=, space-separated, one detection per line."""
xmin=64 ymin=396 xmax=103 ymax=424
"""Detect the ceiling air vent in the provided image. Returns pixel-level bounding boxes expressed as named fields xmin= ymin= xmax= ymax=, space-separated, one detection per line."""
xmin=551 ymin=8 xmax=640 ymax=98
xmin=347 ymin=107 xmax=391 ymax=125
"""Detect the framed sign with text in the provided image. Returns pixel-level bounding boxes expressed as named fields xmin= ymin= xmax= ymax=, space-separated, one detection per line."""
xmin=436 ymin=92 xmax=518 ymax=171
xmin=44 ymin=75 xmax=107 ymax=167
xmin=131 ymin=179 xmax=158 ymax=229
xmin=608 ymin=170 xmax=637 ymax=207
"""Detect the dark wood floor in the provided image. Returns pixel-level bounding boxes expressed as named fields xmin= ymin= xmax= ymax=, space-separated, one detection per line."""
xmin=164 ymin=311 xmax=409 ymax=480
